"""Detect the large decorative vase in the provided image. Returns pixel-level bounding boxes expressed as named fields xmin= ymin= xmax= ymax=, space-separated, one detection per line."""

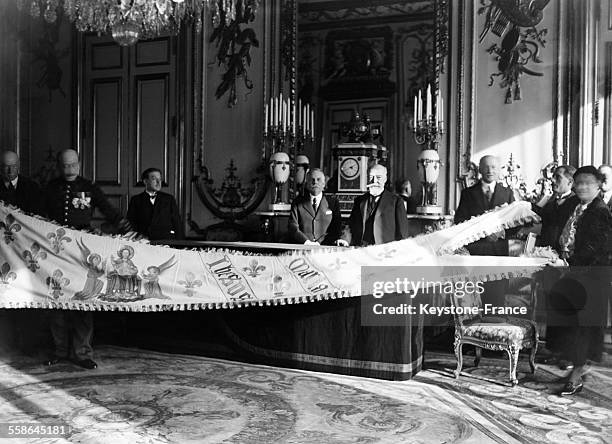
xmin=294 ymin=154 xmax=309 ymax=197
xmin=269 ymin=152 xmax=291 ymax=211
xmin=416 ymin=148 xmax=442 ymax=215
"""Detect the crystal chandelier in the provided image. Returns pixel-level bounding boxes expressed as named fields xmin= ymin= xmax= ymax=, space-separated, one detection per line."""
xmin=18 ymin=0 xmax=256 ymax=46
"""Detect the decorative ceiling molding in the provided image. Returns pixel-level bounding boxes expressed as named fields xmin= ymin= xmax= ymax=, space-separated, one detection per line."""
xmin=298 ymin=0 xmax=433 ymax=30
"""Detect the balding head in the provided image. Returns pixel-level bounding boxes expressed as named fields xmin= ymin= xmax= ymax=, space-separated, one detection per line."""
xmin=599 ymin=164 xmax=612 ymax=193
xmin=57 ymin=149 xmax=80 ymax=181
xmin=367 ymin=164 xmax=387 ymax=197
xmin=479 ymin=155 xmax=500 ymax=184
xmin=0 ymin=150 xmax=20 ymax=183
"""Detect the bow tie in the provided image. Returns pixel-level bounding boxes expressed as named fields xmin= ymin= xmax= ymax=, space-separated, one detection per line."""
xmin=148 ymin=193 xmax=157 ymax=199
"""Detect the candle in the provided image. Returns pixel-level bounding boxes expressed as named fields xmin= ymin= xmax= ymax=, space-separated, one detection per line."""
xmin=413 ymin=95 xmax=417 ymax=127
xmin=293 ymin=99 xmax=297 ymax=136
xmin=280 ymin=93 xmax=284 ymax=127
xmin=274 ymin=97 xmax=278 ymax=126
xmin=426 ymin=84 xmax=431 ymax=118
xmin=434 ymin=92 xmax=438 ymax=122
xmin=311 ymin=108 xmax=315 ymax=139
xmin=417 ymin=89 xmax=422 ymax=121
xmin=265 ymin=103 xmax=269 ymax=128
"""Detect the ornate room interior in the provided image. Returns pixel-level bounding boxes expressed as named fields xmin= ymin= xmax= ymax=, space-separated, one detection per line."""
xmin=3 ymin=0 xmax=609 ymax=238
xmin=0 ymin=1 xmax=611 ymax=443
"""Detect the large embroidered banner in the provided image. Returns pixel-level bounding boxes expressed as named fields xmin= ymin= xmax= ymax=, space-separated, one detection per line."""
xmin=0 ymin=201 xmax=550 ymax=311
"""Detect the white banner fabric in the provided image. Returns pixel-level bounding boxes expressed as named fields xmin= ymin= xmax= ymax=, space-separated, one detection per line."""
xmin=0 ymin=201 xmax=550 ymax=311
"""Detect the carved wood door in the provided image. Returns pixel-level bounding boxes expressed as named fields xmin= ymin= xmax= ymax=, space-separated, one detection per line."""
xmin=79 ymin=35 xmax=178 ymax=225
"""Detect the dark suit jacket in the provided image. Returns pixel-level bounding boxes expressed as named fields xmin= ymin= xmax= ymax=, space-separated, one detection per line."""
xmin=288 ymin=194 xmax=342 ymax=245
xmin=532 ymin=194 xmax=579 ymax=253
xmin=454 ymin=181 xmax=515 ymax=256
xmin=344 ymin=189 xmax=410 ymax=246
xmin=600 ymin=192 xmax=612 ymax=212
xmin=400 ymin=195 xmax=419 ymax=214
xmin=0 ymin=175 xmax=43 ymax=215
xmin=127 ymin=191 xmax=184 ymax=241
xmin=570 ymin=196 xmax=612 ymax=266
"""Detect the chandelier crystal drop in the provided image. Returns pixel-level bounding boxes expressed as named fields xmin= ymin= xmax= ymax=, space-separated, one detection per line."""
xmin=18 ymin=0 xmax=258 ymax=46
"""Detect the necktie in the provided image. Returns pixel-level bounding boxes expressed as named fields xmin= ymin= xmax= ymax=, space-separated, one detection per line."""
xmin=149 ymin=193 xmax=156 ymax=204
xmin=312 ymin=197 xmax=318 ymax=214
xmin=7 ymin=182 xmax=15 ymax=191
xmin=484 ymin=187 xmax=493 ymax=203
xmin=367 ymin=195 xmax=378 ymax=219
xmin=559 ymin=204 xmax=585 ymax=256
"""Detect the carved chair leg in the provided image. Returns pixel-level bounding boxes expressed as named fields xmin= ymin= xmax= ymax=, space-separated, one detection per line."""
xmin=529 ymin=342 xmax=538 ymax=374
xmin=507 ymin=345 xmax=520 ymax=386
xmin=454 ymin=339 xmax=463 ymax=379
xmin=474 ymin=346 xmax=482 ymax=367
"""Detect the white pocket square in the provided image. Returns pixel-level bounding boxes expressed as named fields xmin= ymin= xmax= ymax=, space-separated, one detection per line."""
xmin=325 ymin=210 xmax=333 ymax=215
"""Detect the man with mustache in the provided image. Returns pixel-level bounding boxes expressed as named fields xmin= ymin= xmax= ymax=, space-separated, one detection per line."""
xmin=43 ymin=149 xmax=131 ymax=370
xmin=340 ymin=163 xmax=410 ymax=246
xmin=0 ymin=150 xmax=43 ymax=215
xmin=288 ymin=168 xmax=342 ymax=245
xmin=289 ymin=168 xmax=342 ymax=245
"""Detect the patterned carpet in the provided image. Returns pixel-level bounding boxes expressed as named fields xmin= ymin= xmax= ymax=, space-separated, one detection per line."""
xmin=0 ymin=346 xmax=610 ymax=443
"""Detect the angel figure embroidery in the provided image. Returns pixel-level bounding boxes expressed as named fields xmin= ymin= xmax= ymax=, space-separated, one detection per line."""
xmin=73 ymin=238 xmax=106 ymax=301
xmin=102 ymin=245 xmax=142 ymax=302
xmin=141 ymin=256 xmax=176 ymax=299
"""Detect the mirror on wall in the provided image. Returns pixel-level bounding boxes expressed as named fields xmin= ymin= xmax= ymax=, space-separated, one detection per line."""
xmin=295 ymin=0 xmax=441 ymax=190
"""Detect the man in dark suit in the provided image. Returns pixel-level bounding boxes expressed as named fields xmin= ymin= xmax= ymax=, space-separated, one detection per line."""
xmin=0 ymin=150 xmax=42 ymax=214
xmin=340 ymin=164 xmax=410 ymax=246
xmin=598 ymin=164 xmax=612 ymax=211
xmin=533 ymin=165 xmax=580 ymax=252
xmin=0 ymin=150 xmax=43 ymax=354
xmin=531 ymin=165 xmax=579 ymax=367
xmin=454 ymin=155 xmax=514 ymax=306
xmin=397 ymin=178 xmax=418 ymax=214
xmin=288 ymin=168 xmax=342 ymax=245
xmin=127 ymin=167 xmax=184 ymax=241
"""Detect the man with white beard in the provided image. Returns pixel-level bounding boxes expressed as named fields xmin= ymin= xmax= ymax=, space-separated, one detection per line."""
xmin=340 ymin=164 xmax=410 ymax=246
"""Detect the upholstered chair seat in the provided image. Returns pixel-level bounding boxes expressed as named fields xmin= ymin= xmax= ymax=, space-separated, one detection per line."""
xmin=452 ymin=290 xmax=538 ymax=386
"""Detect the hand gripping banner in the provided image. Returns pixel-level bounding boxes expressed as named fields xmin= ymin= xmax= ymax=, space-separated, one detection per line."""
xmin=0 ymin=201 xmax=551 ymax=311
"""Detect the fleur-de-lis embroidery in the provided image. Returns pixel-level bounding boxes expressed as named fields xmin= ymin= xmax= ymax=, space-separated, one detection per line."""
xmin=177 ymin=272 xmax=203 ymax=297
xmin=0 ymin=214 xmax=21 ymax=244
xmin=22 ymin=242 xmax=48 ymax=272
xmin=0 ymin=262 xmax=17 ymax=291
xmin=243 ymin=259 xmax=266 ymax=278
xmin=377 ymin=248 xmax=397 ymax=259
xmin=267 ymin=275 xmax=290 ymax=296
xmin=328 ymin=258 xmax=348 ymax=270
xmin=47 ymin=228 xmax=72 ymax=254
xmin=46 ymin=269 xmax=70 ymax=299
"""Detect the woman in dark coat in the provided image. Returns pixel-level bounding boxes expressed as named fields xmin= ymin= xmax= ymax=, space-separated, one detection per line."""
xmin=551 ymin=166 xmax=612 ymax=395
